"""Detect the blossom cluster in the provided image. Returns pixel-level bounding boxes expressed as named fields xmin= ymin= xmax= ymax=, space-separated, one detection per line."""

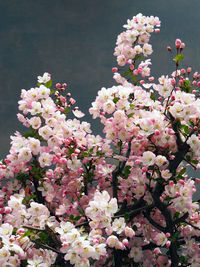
xmin=0 ymin=13 xmax=200 ymax=267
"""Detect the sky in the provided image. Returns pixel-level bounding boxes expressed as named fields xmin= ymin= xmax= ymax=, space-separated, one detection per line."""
xmin=0 ymin=0 xmax=200 ymax=157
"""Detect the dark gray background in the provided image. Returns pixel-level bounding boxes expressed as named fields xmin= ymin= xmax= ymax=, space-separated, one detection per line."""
xmin=0 ymin=0 xmax=200 ymax=158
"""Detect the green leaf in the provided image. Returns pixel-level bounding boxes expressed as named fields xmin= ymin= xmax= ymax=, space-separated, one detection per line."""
xmin=180 ymin=124 xmax=190 ymax=134
xmin=23 ymin=194 xmax=36 ymax=204
xmin=124 ymin=213 xmax=130 ymax=220
xmin=113 ymin=97 xmax=119 ymax=104
xmin=150 ymin=92 xmax=156 ymax=101
xmin=64 ymin=107 xmax=70 ymax=114
xmin=185 ymin=154 xmax=191 ymax=161
xmin=74 ymin=216 xmax=81 ymax=221
xmin=124 ymin=71 xmax=130 ymax=76
xmin=39 ymin=232 xmax=49 ymax=241
xmin=24 ymin=132 xmax=34 ymax=138
xmin=179 ymin=256 xmax=187 ymax=265
xmin=173 ymin=211 xmax=180 ymax=219
xmin=45 ymin=80 xmax=52 ymax=88
xmin=23 ymin=230 xmax=32 ymax=237
xmin=132 ymin=225 xmax=138 ymax=231
xmin=172 ymin=230 xmax=181 ymax=240
xmin=124 ymin=165 xmax=131 ymax=178
xmin=69 ymin=215 xmax=74 ymax=220
xmin=191 ymin=159 xmax=198 ymax=165
xmin=12 ymin=229 xmax=17 ymax=235
xmin=178 ymin=167 xmax=186 ymax=176
xmin=117 ymin=141 xmax=122 ymax=147
xmin=173 ymin=54 xmax=184 ymax=63
xmin=127 ymin=113 xmax=134 ymax=118
xmin=130 ymin=104 xmax=135 ymax=108
xmin=134 ymin=54 xmax=142 ymax=61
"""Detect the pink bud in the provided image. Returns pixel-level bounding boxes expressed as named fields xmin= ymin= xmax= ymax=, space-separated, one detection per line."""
xmin=193 ymin=72 xmax=198 ymax=79
xmin=112 ymin=67 xmax=118 ymax=73
xmin=171 ymin=79 xmax=176 ymax=85
xmin=195 ymin=178 xmax=200 ymax=184
xmin=105 ymin=227 xmax=113 ymax=235
xmin=167 ymin=46 xmax=171 ymax=51
xmin=180 ymin=43 xmax=185 ymax=49
xmin=135 ymin=159 xmax=141 ymax=165
xmin=129 ymin=64 xmax=134 ymax=70
xmin=56 ymin=83 xmax=61 ymax=89
xmin=166 ymin=241 xmax=171 ymax=247
xmin=133 ymin=69 xmax=138 ymax=75
xmin=4 ymin=207 xmax=11 ymax=214
xmin=194 ymin=126 xmax=198 ymax=131
xmin=154 ymin=129 xmax=160 ymax=136
xmin=154 ymin=248 xmax=161 ymax=255
xmin=180 ymin=69 xmax=186 ymax=75
xmin=187 ymin=67 xmax=192 ymax=73
xmin=155 ymin=28 xmax=160 ymax=33
xmin=2 ymin=187 xmax=8 ymax=192
xmin=69 ymin=97 xmax=76 ymax=105
xmin=122 ymin=239 xmax=129 ymax=247
xmin=148 ymin=76 xmax=154 ymax=82
xmin=192 ymin=81 xmax=197 ymax=86
xmin=166 ymin=233 xmax=171 ymax=238
xmin=197 ymin=82 xmax=200 ymax=88
xmin=175 ymin=39 xmax=181 ymax=48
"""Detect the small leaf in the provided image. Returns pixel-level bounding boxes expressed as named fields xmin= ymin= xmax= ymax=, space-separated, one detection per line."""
xmin=113 ymin=97 xmax=119 ymax=104
xmin=178 ymin=167 xmax=186 ymax=176
xmin=127 ymin=113 xmax=134 ymax=118
xmin=24 ymin=132 xmax=34 ymax=138
xmin=181 ymin=124 xmax=190 ymax=134
xmin=191 ymin=159 xmax=198 ymax=165
xmin=132 ymin=225 xmax=138 ymax=231
xmin=173 ymin=54 xmax=184 ymax=63
xmin=173 ymin=211 xmax=180 ymax=219
xmin=23 ymin=230 xmax=32 ymax=237
xmin=129 ymin=104 xmax=135 ymax=108
xmin=124 ymin=213 xmax=130 ymax=220
xmin=134 ymin=54 xmax=142 ymax=61
xmin=45 ymin=80 xmax=52 ymax=88
xmin=69 ymin=215 xmax=74 ymax=220
xmin=124 ymin=71 xmax=130 ymax=76
xmin=39 ymin=232 xmax=49 ymax=241
xmin=74 ymin=216 xmax=81 ymax=221
xmin=150 ymin=92 xmax=156 ymax=101
xmin=117 ymin=141 xmax=122 ymax=147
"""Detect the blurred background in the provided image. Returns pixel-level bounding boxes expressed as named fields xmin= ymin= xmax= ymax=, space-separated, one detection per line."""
xmin=0 ymin=0 xmax=200 ymax=158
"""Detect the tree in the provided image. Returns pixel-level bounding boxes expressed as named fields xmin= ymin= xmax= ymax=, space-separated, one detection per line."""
xmin=0 ymin=13 xmax=200 ymax=267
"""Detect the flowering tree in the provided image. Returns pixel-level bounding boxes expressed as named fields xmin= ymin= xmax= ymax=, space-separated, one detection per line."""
xmin=0 ymin=13 xmax=200 ymax=267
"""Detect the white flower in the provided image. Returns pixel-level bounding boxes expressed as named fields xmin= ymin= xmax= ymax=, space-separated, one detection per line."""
xmin=37 ymin=72 xmax=51 ymax=84
xmin=155 ymin=232 xmax=168 ymax=246
xmin=129 ymin=247 xmax=143 ymax=262
xmin=112 ymin=217 xmax=126 ymax=234
xmin=72 ymin=110 xmax=85 ymax=118
xmin=38 ymin=152 xmax=52 ymax=168
xmin=106 ymin=235 xmax=119 ymax=248
xmin=0 ymin=223 xmax=13 ymax=237
xmin=142 ymin=151 xmax=156 ymax=166
xmin=18 ymin=147 xmax=32 ymax=162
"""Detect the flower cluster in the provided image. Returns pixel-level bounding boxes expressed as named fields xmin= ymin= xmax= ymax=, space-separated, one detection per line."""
xmin=0 ymin=13 xmax=200 ymax=267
